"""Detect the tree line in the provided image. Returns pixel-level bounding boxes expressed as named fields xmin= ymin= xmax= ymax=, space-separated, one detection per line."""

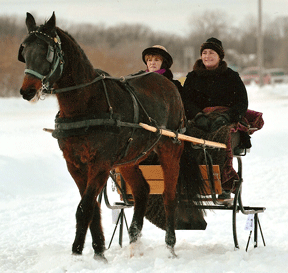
xmin=1 ymin=10 xmax=288 ymax=97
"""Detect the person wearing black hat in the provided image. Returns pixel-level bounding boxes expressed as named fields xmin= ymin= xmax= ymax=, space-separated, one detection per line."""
xmin=181 ymin=37 xmax=248 ymax=127
xmin=139 ymin=45 xmax=182 ymax=166
xmin=181 ymin=37 xmax=248 ymax=126
xmin=142 ymin=45 xmax=182 ymax=91
xmin=180 ymin=37 xmax=249 ymax=198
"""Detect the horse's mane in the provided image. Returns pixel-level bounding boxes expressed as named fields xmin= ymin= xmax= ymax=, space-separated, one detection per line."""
xmin=56 ymin=26 xmax=96 ymax=79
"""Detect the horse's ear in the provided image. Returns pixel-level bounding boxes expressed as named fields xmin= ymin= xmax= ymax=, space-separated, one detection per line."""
xmin=46 ymin=12 xmax=56 ymax=31
xmin=26 ymin=12 xmax=36 ymax=32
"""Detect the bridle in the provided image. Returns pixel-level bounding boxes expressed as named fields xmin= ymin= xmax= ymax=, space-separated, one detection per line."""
xmin=18 ymin=28 xmax=65 ymax=92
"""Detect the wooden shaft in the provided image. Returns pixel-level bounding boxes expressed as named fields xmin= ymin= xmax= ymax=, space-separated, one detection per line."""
xmin=139 ymin=122 xmax=226 ymax=149
xmin=43 ymin=128 xmax=54 ymax=133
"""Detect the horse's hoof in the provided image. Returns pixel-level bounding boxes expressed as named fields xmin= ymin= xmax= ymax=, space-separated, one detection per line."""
xmin=72 ymin=243 xmax=83 ymax=255
xmin=167 ymin=246 xmax=178 ymax=259
xmin=72 ymin=252 xmax=82 ymax=256
xmin=94 ymin=253 xmax=108 ymax=263
xmin=72 ymin=250 xmax=82 ymax=256
xmin=129 ymin=223 xmax=142 ymax=244
xmin=130 ymin=241 xmax=144 ymax=258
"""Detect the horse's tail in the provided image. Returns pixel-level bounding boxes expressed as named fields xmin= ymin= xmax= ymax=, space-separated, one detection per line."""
xmin=144 ymin=142 xmax=208 ymax=231
xmin=176 ymin=142 xmax=207 ymax=229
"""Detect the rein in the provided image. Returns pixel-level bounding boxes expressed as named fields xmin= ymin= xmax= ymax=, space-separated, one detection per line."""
xmin=43 ymin=72 xmax=154 ymax=94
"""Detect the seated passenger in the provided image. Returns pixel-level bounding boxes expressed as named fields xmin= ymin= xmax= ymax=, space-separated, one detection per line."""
xmin=140 ymin=45 xmax=182 ymax=165
xmin=181 ymin=37 xmax=248 ymax=131
xmin=142 ymin=45 xmax=182 ymax=92
xmin=180 ymin=37 xmax=263 ymax=198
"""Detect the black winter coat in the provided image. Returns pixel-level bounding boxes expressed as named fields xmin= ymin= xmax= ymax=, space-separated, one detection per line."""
xmin=162 ymin=68 xmax=183 ymax=92
xmin=181 ymin=60 xmax=248 ymax=122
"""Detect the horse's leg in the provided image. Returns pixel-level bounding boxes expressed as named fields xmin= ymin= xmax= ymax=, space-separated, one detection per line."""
xmin=72 ymin=184 xmax=96 ymax=255
xmin=66 ymin=161 xmax=88 ymax=196
xmin=88 ymin=170 xmax=110 ymax=261
xmin=157 ymin=141 xmax=183 ymax=256
xmin=72 ymin=168 xmax=109 ymax=259
xmin=67 ymin=160 xmax=108 ymax=259
xmin=118 ymin=165 xmax=150 ymax=244
xmin=65 ymin=161 xmax=89 ymax=255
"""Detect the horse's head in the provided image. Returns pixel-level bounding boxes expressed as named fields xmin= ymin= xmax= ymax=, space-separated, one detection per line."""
xmin=19 ymin=12 xmax=64 ymax=101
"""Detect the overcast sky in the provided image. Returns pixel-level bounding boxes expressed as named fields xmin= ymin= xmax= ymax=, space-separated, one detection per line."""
xmin=1 ymin=0 xmax=287 ymax=36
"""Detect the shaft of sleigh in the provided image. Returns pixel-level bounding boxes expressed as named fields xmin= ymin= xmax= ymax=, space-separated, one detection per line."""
xmin=139 ymin=122 xmax=226 ymax=149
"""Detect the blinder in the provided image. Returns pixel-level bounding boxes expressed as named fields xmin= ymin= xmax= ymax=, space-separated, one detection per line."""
xmin=18 ymin=38 xmax=56 ymax=64
xmin=46 ymin=45 xmax=55 ymax=63
xmin=18 ymin=44 xmax=25 ymax=63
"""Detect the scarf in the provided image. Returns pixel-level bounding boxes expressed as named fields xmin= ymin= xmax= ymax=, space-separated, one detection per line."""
xmin=145 ymin=68 xmax=166 ymax=75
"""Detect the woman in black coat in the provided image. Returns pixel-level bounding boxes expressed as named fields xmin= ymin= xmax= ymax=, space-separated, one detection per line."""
xmin=181 ymin=38 xmax=249 ymax=198
xmin=181 ymin=37 xmax=248 ymax=132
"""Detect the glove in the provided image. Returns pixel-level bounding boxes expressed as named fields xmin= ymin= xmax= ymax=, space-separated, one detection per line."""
xmin=210 ymin=114 xmax=230 ymax=132
xmin=194 ymin=113 xmax=210 ymax=132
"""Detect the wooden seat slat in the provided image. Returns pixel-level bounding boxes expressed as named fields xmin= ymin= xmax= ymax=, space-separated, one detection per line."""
xmin=114 ymin=164 xmax=222 ymax=196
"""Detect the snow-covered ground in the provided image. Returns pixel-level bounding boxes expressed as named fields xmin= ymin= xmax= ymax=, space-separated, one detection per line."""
xmin=1 ymin=83 xmax=288 ymax=273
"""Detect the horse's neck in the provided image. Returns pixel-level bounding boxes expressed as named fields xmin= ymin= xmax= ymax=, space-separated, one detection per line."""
xmin=55 ymin=29 xmax=101 ymax=118
xmin=57 ymin=28 xmax=96 ymax=85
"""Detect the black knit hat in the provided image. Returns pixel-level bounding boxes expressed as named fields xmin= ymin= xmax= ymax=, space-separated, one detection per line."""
xmin=200 ymin=37 xmax=225 ymax=60
xmin=142 ymin=45 xmax=173 ymax=68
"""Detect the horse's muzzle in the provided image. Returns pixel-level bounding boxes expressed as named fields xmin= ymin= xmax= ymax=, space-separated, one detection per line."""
xmin=20 ymin=87 xmax=37 ymax=101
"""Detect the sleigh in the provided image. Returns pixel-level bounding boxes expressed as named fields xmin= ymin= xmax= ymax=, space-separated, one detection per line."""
xmin=100 ymin=136 xmax=266 ymax=251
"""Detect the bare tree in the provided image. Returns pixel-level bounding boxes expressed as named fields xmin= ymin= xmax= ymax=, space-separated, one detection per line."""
xmin=188 ymin=10 xmax=229 ymax=43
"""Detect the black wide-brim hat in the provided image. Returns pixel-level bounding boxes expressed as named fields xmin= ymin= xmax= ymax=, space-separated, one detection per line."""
xmin=142 ymin=45 xmax=173 ymax=68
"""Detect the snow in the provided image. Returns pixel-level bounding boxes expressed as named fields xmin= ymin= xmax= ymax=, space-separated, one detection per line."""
xmin=1 ymin=83 xmax=288 ymax=273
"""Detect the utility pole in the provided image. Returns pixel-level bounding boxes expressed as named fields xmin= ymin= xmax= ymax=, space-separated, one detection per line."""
xmin=257 ymin=0 xmax=264 ymax=86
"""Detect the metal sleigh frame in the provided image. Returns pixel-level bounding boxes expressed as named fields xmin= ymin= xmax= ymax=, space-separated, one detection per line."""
xmin=98 ymin=147 xmax=266 ymax=251
xmin=196 ymin=148 xmax=266 ymax=251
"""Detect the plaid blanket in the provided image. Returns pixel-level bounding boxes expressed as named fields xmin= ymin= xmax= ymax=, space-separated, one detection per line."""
xmin=188 ymin=107 xmax=264 ymax=191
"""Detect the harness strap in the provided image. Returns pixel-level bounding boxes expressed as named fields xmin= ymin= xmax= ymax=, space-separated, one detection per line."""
xmin=120 ymin=81 xmax=140 ymax=159
xmin=55 ymin=118 xmax=142 ymax=131
xmin=45 ymin=72 xmax=153 ymax=94
xmin=116 ymin=132 xmax=163 ymax=166
xmin=24 ymin=69 xmax=45 ymax=80
xmin=102 ymin=80 xmax=114 ymax=118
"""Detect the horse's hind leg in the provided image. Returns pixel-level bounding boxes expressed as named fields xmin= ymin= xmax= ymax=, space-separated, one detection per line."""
xmin=157 ymin=141 xmax=183 ymax=255
xmin=118 ymin=165 xmax=150 ymax=244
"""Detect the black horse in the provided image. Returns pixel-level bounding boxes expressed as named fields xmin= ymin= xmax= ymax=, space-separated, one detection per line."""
xmin=18 ymin=12 xmax=202 ymax=260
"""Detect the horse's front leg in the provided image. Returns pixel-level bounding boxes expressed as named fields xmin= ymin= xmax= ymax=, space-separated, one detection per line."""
xmin=72 ymin=167 xmax=109 ymax=261
xmin=72 ymin=186 xmax=95 ymax=255
xmin=65 ymin=161 xmax=89 ymax=255
xmin=89 ymin=171 xmax=110 ymax=262
xmin=118 ymin=165 xmax=150 ymax=244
